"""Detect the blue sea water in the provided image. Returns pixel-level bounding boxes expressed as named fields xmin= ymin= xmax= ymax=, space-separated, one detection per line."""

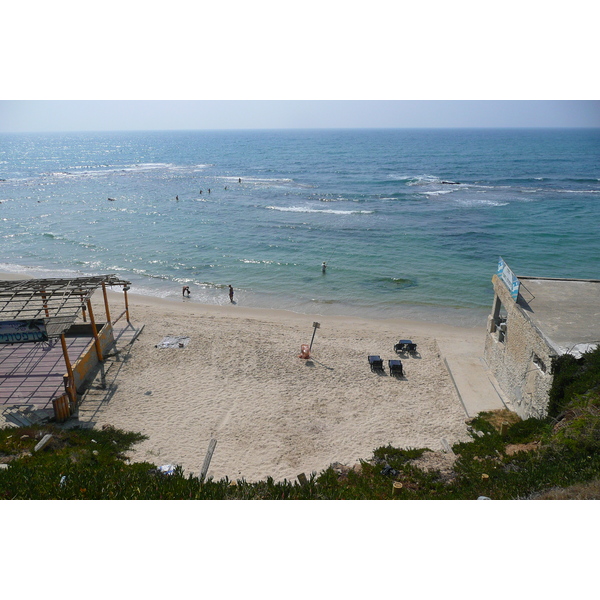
xmin=1 ymin=128 xmax=599 ymax=326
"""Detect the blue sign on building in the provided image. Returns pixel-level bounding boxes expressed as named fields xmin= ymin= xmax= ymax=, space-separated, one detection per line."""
xmin=497 ymin=257 xmax=520 ymax=301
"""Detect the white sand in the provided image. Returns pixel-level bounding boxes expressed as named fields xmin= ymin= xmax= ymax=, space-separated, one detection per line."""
xmin=1 ymin=272 xmax=481 ymax=482
xmin=75 ymin=290 xmax=476 ymax=482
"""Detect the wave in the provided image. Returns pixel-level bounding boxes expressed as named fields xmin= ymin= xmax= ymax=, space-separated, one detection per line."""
xmin=561 ymin=177 xmax=600 ymax=184
xmin=266 ymin=205 xmax=373 ymax=215
xmin=455 ymin=199 xmax=509 ymax=207
xmin=421 ymin=190 xmax=455 ymax=196
xmin=404 ymin=174 xmax=443 ymax=186
xmin=216 ymin=175 xmax=294 ymax=184
xmin=41 ymin=232 xmax=101 ymax=249
xmin=389 ymin=277 xmax=417 ymax=288
xmin=318 ymin=196 xmax=359 ymax=203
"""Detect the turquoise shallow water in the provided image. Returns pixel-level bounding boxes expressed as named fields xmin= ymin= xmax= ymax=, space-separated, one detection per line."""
xmin=1 ymin=128 xmax=599 ymax=326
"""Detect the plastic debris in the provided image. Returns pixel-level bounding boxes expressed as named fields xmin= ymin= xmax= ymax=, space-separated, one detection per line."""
xmin=158 ymin=464 xmax=177 ymax=475
xmin=380 ymin=464 xmax=400 ymax=478
xmin=155 ymin=336 xmax=190 ymax=349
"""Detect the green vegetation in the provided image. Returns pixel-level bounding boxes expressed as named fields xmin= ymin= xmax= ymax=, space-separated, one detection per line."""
xmin=2 ymin=347 xmax=599 ymax=500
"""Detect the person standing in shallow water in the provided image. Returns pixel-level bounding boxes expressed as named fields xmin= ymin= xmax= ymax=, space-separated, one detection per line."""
xmin=229 ymin=285 xmax=234 ymax=303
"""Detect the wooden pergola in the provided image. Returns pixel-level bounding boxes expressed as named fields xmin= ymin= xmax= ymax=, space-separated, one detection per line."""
xmin=0 ymin=275 xmax=131 ymax=419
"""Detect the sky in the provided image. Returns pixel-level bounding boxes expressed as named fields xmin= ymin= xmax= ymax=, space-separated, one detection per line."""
xmin=2 ymin=3 xmax=598 ymax=132
xmin=0 ymin=100 xmax=599 ymax=132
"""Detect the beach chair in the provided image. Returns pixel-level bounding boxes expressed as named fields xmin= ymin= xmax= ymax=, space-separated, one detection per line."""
xmin=394 ymin=339 xmax=417 ymax=355
xmin=368 ymin=355 xmax=384 ymax=372
xmin=388 ymin=359 xmax=403 ymax=377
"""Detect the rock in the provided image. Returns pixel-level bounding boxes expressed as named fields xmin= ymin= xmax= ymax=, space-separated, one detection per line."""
xmin=34 ymin=434 xmax=53 ymax=452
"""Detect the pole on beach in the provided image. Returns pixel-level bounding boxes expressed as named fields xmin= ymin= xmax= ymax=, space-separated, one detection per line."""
xmin=309 ymin=322 xmax=320 ymax=351
xmin=200 ymin=438 xmax=217 ymax=481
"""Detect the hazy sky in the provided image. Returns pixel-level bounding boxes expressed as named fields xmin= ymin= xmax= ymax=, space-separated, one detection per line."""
xmin=2 ymin=4 xmax=598 ymax=133
xmin=1 ymin=100 xmax=599 ymax=132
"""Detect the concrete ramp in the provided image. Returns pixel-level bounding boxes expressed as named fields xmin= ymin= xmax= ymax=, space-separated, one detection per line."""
xmin=436 ymin=336 xmax=508 ymax=419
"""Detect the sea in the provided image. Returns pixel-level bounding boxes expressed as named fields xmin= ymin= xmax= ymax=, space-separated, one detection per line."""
xmin=1 ymin=128 xmax=599 ymax=327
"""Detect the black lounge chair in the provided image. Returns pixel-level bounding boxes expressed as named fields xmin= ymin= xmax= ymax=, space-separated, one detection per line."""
xmin=368 ymin=355 xmax=384 ymax=372
xmin=388 ymin=359 xmax=403 ymax=377
xmin=394 ymin=339 xmax=418 ymax=355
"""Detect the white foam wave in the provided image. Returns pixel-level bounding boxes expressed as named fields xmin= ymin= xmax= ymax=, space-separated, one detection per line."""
xmin=239 ymin=259 xmax=275 ymax=265
xmin=266 ymin=205 xmax=373 ymax=215
xmin=131 ymin=162 xmax=173 ymax=169
xmin=455 ymin=199 xmax=509 ymax=207
xmin=319 ymin=197 xmax=356 ymax=202
xmin=422 ymin=190 xmax=454 ymax=196
xmin=217 ymin=176 xmax=294 ymax=184
xmin=561 ymin=189 xmax=600 ymax=194
xmin=405 ymin=174 xmax=442 ymax=186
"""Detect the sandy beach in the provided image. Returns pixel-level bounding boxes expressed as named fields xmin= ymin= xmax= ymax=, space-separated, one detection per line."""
xmin=0 ymin=272 xmax=488 ymax=482
xmin=64 ymin=286 xmax=482 ymax=483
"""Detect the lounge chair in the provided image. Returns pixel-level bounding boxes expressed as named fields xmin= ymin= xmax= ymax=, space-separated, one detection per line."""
xmin=368 ymin=355 xmax=384 ymax=372
xmin=388 ymin=359 xmax=403 ymax=377
xmin=394 ymin=339 xmax=417 ymax=355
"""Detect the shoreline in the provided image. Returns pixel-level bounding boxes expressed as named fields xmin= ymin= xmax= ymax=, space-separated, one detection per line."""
xmin=0 ymin=262 xmax=491 ymax=328
xmin=2 ymin=270 xmax=486 ymax=482
xmin=0 ymin=269 xmax=488 ymax=334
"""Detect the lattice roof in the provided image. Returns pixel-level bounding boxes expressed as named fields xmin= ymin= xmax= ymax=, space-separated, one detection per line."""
xmin=0 ymin=275 xmax=131 ymax=338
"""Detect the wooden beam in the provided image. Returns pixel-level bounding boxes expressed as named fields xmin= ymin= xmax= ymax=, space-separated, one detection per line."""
xmin=86 ymin=298 xmax=104 ymax=362
xmin=40 ymin=290 xmax=50 ymax=317
xmin=123 ymin=287 xmax=131 ymax=322
xmin=101 ymin=282 xmax=112 ymax=323
xmin=60 ymin=334 xmax=77 ymax=410
xmin=200 ymin=439 xmax=217 ymax=480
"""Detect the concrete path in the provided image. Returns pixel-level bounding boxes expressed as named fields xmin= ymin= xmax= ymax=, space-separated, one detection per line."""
xmin=436 ymin=332 xmax=508 ymax=419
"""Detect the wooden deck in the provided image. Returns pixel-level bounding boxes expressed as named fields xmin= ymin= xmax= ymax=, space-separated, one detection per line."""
xmin=0 ymin=320 xmax=142 ymax=415
xmin=0 ymin=336 xmax=92 ymax=410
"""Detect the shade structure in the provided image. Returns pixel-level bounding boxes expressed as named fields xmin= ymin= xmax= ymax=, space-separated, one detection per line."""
xmin=0 ymin=275 xmax=131 ymax=338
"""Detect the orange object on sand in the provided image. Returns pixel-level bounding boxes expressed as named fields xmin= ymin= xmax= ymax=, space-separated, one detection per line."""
xmin=299 ymin=344 xmax=310 ymax=359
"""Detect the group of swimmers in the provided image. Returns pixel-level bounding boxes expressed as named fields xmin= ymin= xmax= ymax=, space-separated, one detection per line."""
xmin=182 ymin=284 xmax=235 ymax=303
xmin=176 ymin=178 xmax=243 ymax=201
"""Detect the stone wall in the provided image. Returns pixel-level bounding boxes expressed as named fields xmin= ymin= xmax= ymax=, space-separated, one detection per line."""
xmin=484 ymin=275 xmax=557 ymax=419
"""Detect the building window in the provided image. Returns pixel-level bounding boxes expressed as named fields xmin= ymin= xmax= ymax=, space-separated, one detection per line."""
xmin=490 ymin=294 xmax=508 ymax=342
xmin=498 ymin=319 xmax=507 ymax=343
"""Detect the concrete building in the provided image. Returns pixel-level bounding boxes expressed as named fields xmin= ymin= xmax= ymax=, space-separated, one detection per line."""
xmin=484 ymin=263 xmax=600 ymax=420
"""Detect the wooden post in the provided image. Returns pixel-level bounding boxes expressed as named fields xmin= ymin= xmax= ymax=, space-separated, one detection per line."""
xmin=123 ymin=285 xmax=131 ymax=322
xmin=40 ymin=290 xmax=50 ymax=318
xmin=101 ymin=282 xmax=112 ymax=324
xmin=60 ymin=334 xmax=74 ymax=382
xmin=86 ymin=298 xmax=104 ymax=362
xmin=53 ymin=394 xmax=71 ymax=422
xmin=200 ymin=439 xmax=217 ymax=480
xmin=60 ymin=333 xmax=76 ymax=410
